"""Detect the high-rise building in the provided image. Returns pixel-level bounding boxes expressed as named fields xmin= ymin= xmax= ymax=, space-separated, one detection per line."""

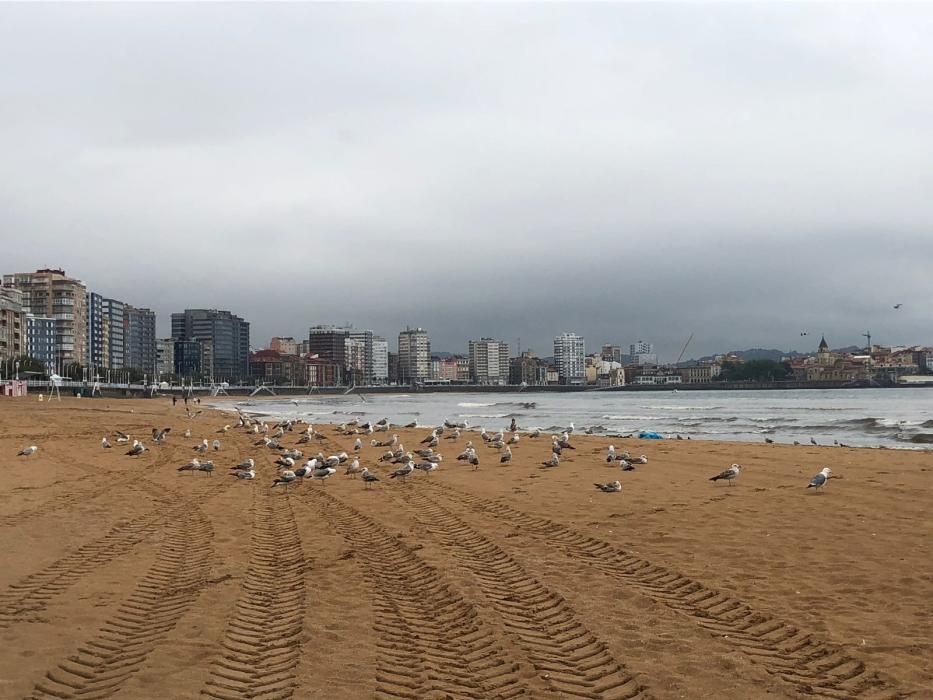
xmin=628 ymin=340 xmax=656 ymax=366
xmin=172 ymin=309 xmax=250 ymax=381
xmin=87 ymin=292 xmax=104 ymax=369
xmin=88 ymin=293 xmax=127 ymax=372
xmin=372 ymin=336 xmax=388 ymax=384
xmin=173 ymin=339 xmax=202 ymax=378
xmin=348 ymin=329 xmax=375 ymax=384
xmin=0 ymin=286 xmax=25 ymax=362
xmin=101 ymin=298 xmax=125 ymax=370
xmin=344 ymin=336 xmax=367 ymax=385
xmin=554 ymin=332 xmax=585 ymax=385
xmin=468 ymin=338 xmax=511 ymax=385
xmin=25 ymin=315 xmax=55 ymax=370
xmin=125 ymin=306 xmax=157 ymax=378
xmin=398 ymin=328 xmax=431 ymax=383
xmin=156 ymin=338 xmax=175 ymax=379
xmin=307 ymin=325 xmax=349 ymax=384
xmin=3 ymin=269 xmax=88 ymax=368
xmin=510 ymin=350 xmax=550 ymax=386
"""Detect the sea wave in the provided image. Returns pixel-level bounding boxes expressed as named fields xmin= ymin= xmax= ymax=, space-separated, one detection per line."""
xmin=602 ymin=415 xmax=662 ymax=421
xmin=458 ymin=402 xmax=496 ymax=408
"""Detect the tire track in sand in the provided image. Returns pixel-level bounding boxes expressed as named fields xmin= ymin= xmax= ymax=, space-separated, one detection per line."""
xmin=394 ymin=488 xmax=653 ymax=700
xmin=304 ymin=488 xmax=533 ymax=700
xmin=426 ymin=482 xmax=902 ymax=700
xmin=201 ymin=487 xmax=306 ymax=699
xmin=28 ymin=488 xmax=216 ymax=699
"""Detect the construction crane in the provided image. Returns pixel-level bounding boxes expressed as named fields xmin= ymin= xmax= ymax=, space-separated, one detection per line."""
xmin=676 ymin=333 xmax=694 ymax=365
xmin=862 ymin=330 xmax=872 ymax=350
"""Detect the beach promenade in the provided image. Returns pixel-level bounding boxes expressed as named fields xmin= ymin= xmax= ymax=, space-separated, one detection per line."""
xmin=0 ymin=397 xmax=930 ymax=699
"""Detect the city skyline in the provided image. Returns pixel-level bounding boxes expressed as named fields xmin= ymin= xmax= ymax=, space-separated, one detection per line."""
xmin=2 ymin=4 xmax=932 ymax=358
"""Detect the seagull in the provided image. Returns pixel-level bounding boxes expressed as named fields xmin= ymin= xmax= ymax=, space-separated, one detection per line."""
xmin=594 ymin=481 xmax=622 ymax=493
xmin=389 ymin=461 xmax=415 ymax=481
xmin=231 ymin=468 xmax=255 ymax=480
xmin=152 ymin=427 xmax=172 ymax=443
xmin=810 ymin=437 xmax=818 ymax=446
xmin=629 ymin=455 xmax=648 ymax=465
xmin=527 ymin=429 xmax=541 ymax=438
xmin=606 ymin=445 xmax=616 ymax=463
xmin=618 ymin=460 xmax=636 ymax=472
xmin=345 ymin=459 xmax=363 ymax=478
xmin=276 ymin=456 xmax=296 ymax=469
xmin=542 ymin=453 xmax=560 ymax=468
xmin=764 ymin=437 xmax=774 ymax=444
xmin=126 ymin=440 xmax=146 ymax=457
xmin=893 ymin=303 xmax=902 ymax=309
xmin=178 ymin=459 xmax=213 ymax=476
xmin=808 ymin=467 xmax=832 ymax=492
xmin=551 ymin=441 xmax=562 ymax=456
xmin=212 ymin=439 xmax=221 ymax=451
xmin=312 ymin=466 xmax=338 ymax=483
xmin=415 ymin=461 xmax=437 ymax=475
xmin=194 ymin=439 xmax=209 ymax=453
xmin=235 ymin=458 xmax=255 ymax=470
xmin=184 ymin=428 xmax=192 ymax=438
xmin=445 ymin=429 xmax=461 ymax=441
xmin=500 ymin=447 xmax=512 ymax=465
xmin=709 ymin=463 xmax=741 ymax=486
xmin=272 ymin=470 xmax=299 ymax=489
xmin=17 ymin=445 xmax=38 ymax=457
xmin=420 ymin=430 xmax=437 ymax=445
xmin=557 ymin=433 xmax=575 ymax=450
xmin=353 ymin=438 xmax=362 ymax=452
xmin=507 ymin=433 xmax=520 ymax=446
xmin=361 ymin=467 xmax=380 ymax=488
xmin=101 ymin=437 xmax=112 ymax=449
xmin=115 ymin=430 xmax=130 ymax=441
xmin=217 ymin=425 xmax=231 ymax=433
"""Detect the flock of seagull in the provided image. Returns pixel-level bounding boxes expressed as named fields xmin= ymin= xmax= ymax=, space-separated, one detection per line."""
xmin=14 ymin=410 xmax=838 ymax=495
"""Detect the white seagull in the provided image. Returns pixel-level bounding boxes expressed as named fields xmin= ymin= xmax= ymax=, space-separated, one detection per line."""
xmin=389 ymin=461 xmax=415 ymax=481
xmin=594 ymin=480 xmax=622 ymax=493
xmin=231 ymin=468 xmax=256 ymax=480
xmin=17 ymin=445 xmax=38 ymax=457
xmin=710 ymin=464 xmax=742 ymax=485
xmin=808 ymin=467 xmax=832 ymax=492
xmin=101 ymin=437 xmax=112 ymax=449
xmin=361 ymin=467 xmax=380 ymax=488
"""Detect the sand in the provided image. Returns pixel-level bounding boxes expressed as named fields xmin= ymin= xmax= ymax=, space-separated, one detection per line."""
xmin=0 ymin=396 xmax=930 ymax=700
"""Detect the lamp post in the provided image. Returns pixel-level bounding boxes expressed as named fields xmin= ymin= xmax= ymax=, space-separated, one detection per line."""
xmin=14 ymin=360 xmax=20 ymax=381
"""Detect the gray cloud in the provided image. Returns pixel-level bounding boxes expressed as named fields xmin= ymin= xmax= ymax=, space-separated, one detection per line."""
xmin=1 ymin=3 xmax=931 ymax=360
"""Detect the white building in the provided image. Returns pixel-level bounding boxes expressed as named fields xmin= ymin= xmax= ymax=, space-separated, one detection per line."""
xmin=372 ymin=337 xmax=388 ymax=384
xmin=468 ymin=338 xmax=510 ymax=385
xmin=554 ymin=332 xmax=585 ymax=385
xmin=398 ymin=327 xmax=431 ymax=383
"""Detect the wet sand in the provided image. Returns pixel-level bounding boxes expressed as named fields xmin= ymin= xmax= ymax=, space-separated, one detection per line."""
xmin=0 ymin=396 xmax=930 ymax=699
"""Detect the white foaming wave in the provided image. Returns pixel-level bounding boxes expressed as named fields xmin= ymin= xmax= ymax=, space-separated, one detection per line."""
xmin=643 ymin=405 xmax=726 ymax=411
xmin=459 ymin=413 xmax=508 ymax=419
xmin=458 ymin=402 xmax=496 ymax=408
xmin=602 ymin=415 xmax=662 ymax=421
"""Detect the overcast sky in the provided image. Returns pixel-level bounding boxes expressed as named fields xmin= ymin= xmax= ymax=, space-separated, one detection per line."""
xmin=1 ymin=3 xmax=931 ymax=361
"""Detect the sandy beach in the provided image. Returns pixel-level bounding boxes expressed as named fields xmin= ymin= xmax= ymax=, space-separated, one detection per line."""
xmin=0 ymin=396 xmax=930 ymax=699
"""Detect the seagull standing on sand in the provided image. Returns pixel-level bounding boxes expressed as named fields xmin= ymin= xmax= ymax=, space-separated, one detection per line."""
xmin=361 ymin=467 xmax=380 ymax=488
xmin=231 ymin=468 xmax=255 ymax=480
xmin=709 ymin=464 xmax=742 ymax=485
xmin=126 ymin=440 xmax=146 ymax=457
xmin=594 ymin=481 xmax=622 ymax=493
xmin=152 ymin=427 xmax=172 ymax=444
xmin=212 ymin=439 xmax=221 ymax=451
xmin=235 ymin=458 xmax=255 ymax=470
xmin=101 ymin=437 xmax=112 ymax=449
xmin=808 ymin=467 xmax=832 ymax=492
xmin=606 ymin=445 xmax=616 ymax=463
xmin=810 ymin=437 xmax=818 ymax=446
xmin=389 ymin=461 xmax=415 ymax=481
xmin=500 ymin=446 xmax=512 ymax=465
xmin=542 ymin=453 xmax=560 ymax=468
xmin=354 ymin=438 xmax=362 ymax=452
xmin=17 ymin=445 xmax=38 ymax=457
xmin=345 ymin=459 xmax=363 ymax=478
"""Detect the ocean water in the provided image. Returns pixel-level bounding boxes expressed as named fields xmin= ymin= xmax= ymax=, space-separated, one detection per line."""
xmin=213 ymin=388 xmax=933 ymax=449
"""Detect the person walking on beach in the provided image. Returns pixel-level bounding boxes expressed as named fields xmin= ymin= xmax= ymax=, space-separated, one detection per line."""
xmin=172 ymin=395 xmax=177 ymax=407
